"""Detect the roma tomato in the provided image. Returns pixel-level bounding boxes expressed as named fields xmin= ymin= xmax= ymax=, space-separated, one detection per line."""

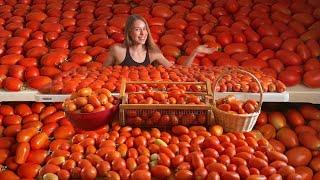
xmin=2 ymin=77 xmax=23 ymax=91
xmin=0 ymin=170 xmax=19 ymax=180
xmin=130 ymin=170 xmax=151 ymax=180
xmin=17 ymin=162 xmax=41 ymax=178
xmin=278 ymin=70 xmax=301 ymax=86
xmin=15 ymin=142 xmax=30 ymax=164
xmin=30 ymin=132 xmax=49 ymax=150
xmin=286 ymin=109 xmax=305 ymax=127
xmin=151 ymin=165 xmax=171 ymax=178
xmin=303 ymin=70 xmax=320 ymax=88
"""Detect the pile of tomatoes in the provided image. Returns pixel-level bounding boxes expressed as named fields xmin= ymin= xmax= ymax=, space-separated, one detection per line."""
xmin=128 ymin=89 xmax=204 ymax=105
xmin=1 ymin=102 xmax=308 ymax=180
xmin=63 ymin=87 xmax=116 ymax=113
xmin=255 ymin=103 xmax=320 ymax=179
xmin=0 ymin=0 xmax=319 ymax=92
xmin=44 ymin=65 xmax=286 ymax=95
xmin=216 ymin=95 xmax=259 ymax=114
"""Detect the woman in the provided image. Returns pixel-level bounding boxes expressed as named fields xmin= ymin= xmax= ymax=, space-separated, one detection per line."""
xmin=104 ymin=14 xmax=216 ymax=67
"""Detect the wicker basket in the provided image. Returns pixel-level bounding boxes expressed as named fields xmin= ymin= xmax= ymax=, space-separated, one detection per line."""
xmin=212 ymin=68 xmax=263 ymax=132
xmin=119 ymin=79 xmax=214 ymax=128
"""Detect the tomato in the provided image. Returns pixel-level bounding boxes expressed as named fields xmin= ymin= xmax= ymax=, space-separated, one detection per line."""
xmin=276 ymin=50 xmax=302 ymax=66
xmin=26 ymin=47 xmax=48 ymax=58
xmin=15 ymin=142 xmax=30 ymax=164
xmin=224 ymin=43 xmax=248 ymax=55
xmin=310 ymin=157 xmax=320 ymax=172
xmin=3 ymin=77 xmax=23 ymax=91
xmin=306 ymin=39 xmax=320 ymax=57
xmin=303 ymin=70 xmax=320 ymax=88
xmin=80 ymin=166 xmax=97 ymax=180
xmin=3 ymin=124 xmax=21 ymax=137
xmin=247 ymin=42 xmax=263 ymax=55
xmin=206 ymin=162 xmax=227 ymax=174
xmin=298 ymin=132 xmax=320 ymax=150
xmin=266 ymin=151 xmax=288 ymax=163
xmin=130 ymin=170 xmax=151 ymax=180
xmin=261 ymin=36 xmax=282 ymax=50
xmin=0 ymin=170 xmax=19 ymax=180
xmin=221 ymin=171 xmax=241 ymax=180
xmin=285 ymin=146 xmax=312 ymax=167
xmin=276 ymin=127 xmax=299 ymax=148
xmin=281 ymin=38 xmax=301 ymax=52
xmin=27 ymin=76 xmax=52 ymax=90
xmin=278 ymin=69 xmax=301 ymax=86
xmin=217 ymin=32 xmax=233 ymax=46
xmin=41 ymin=52 xmax=67 ymax=66
xmin=30 ymin=102 xmax=45 ymax=114
xmin=26 ymin=149 xmax=48 ymax=164
xmin=175 ymin=170 xmax=193 ymax=180
xmin=295 ymin=166 xmax=313 ymax=180
xmin=161 ymin=45 xmax=181 ymax=58
xmin=0 ymin=149 xmax=9 ymax=164
xmin=278 ymin=165 xmax=295 ymax=178
xmin=53 ymin=125 xmax=75 ymax=139
xmin=17 ymin=162 xmax=41 ymax=178
xmin=151 ymin=165 xmax=171 ymax=178
xmin=286 ymin=108 xmax=305 ymax=127
xmin=13 ymin=104 xmax=31 ymax=117
xmin=30 ymin=132 xmax=49 ymax=150
xmin=3 ymin=114 xmax=22 ymax=126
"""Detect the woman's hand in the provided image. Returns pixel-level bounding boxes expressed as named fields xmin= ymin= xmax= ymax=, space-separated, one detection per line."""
xmin=194 ymin=44 xmax=218 ymax=56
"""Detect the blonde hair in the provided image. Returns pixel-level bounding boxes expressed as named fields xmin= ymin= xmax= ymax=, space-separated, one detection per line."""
xmin=124 ymin=14 xmax=160 ymax=52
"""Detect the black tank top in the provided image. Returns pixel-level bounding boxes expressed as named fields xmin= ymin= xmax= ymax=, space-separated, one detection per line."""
xmin=119 ymin=46 xmax=150 ymax=66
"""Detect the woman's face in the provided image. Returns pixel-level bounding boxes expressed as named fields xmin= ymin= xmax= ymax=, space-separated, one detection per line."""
xmin=130 ymin=19 xmax=148 ymax=45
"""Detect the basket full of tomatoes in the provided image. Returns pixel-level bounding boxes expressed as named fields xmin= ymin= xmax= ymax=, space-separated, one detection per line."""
xmin=63 ymin=87 xmax=119 ymax=130
xmin=119 ymin=79 xmax=214 ymax=128
xmin=212 ymin=68 xmax=263 ymax=132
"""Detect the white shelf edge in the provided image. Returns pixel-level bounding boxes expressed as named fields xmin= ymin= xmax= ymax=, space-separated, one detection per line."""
xmin=34 ymin=93 xmax=120 ymax=102
xmin=34 ymin=94 xmax=70 ymax=102
xmin=287 ymin=84 xmax=320 ymax=104
xmin=1 ymin=84 xmax=319 ymax=104
xmin=0 ymin=89 xmax=38 ymax=102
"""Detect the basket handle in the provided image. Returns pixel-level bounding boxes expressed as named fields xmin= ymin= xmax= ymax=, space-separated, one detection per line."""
xmin=120 ymin=78 xmax=127 ymax=99
xmin=212 ymin=68 xmax=263 ymax=112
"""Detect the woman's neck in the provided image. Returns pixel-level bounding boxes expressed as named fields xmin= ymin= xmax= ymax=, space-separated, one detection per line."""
xmin=130 ymin=44 xmax=145 ymax=52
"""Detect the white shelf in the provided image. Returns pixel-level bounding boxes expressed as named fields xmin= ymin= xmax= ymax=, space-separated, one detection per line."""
xmin=287 ymin=84 xmax=320 ymax=104
xmin=0 ymin=89 xmax=38 ymax=102
xmin=1 ymin=85 xmax=319 ymax=104
xmin=34 ymin=93 xmax=70 ymax=102
xmin=214 ymin=91 xmax=289 ymax=102
xmin=34 ymin=93 xmax=120 ymax=102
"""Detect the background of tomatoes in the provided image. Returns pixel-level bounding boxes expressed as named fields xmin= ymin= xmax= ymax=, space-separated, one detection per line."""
xmin=0 ymin=0 xmax=319 ymax=92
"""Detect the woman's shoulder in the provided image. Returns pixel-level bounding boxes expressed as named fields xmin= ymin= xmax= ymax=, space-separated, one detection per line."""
xmin=110 ymin=43 xmax=126 ymax=52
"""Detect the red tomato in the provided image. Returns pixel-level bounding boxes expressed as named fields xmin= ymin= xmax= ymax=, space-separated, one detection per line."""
xmin=80 ymin=166 xmax=97 ymax=180
xmin=303 ymin=70 xmax=320 ymax=88
xmin=151 ymin=165 xmax=171 ymax=178
xmin=27 ymin=76 xmax=52 ymax=90
xmin=217 ymin=32 xmax=233 ymax=46
xmin=0 ymin=170 xmax=19 ymax=180
xmin=15 ymin=142 xmax=30 ymax=164
xmin=17 ymin=162 xmax=41 ymax=178
xmin=2 ymin=77 xmax=23 ymax=91
xmin=175 ymin=170 xmax=193 ymax=180
xmin=130 ymin=170 xmax=151 ymax=180
xmin=30 ymin=132 xmax=49 ymax=150
xmin=26 ymin=149 xmax=49 ymax=164
xmin=278 ymin=70 xmax=301 ymax=86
